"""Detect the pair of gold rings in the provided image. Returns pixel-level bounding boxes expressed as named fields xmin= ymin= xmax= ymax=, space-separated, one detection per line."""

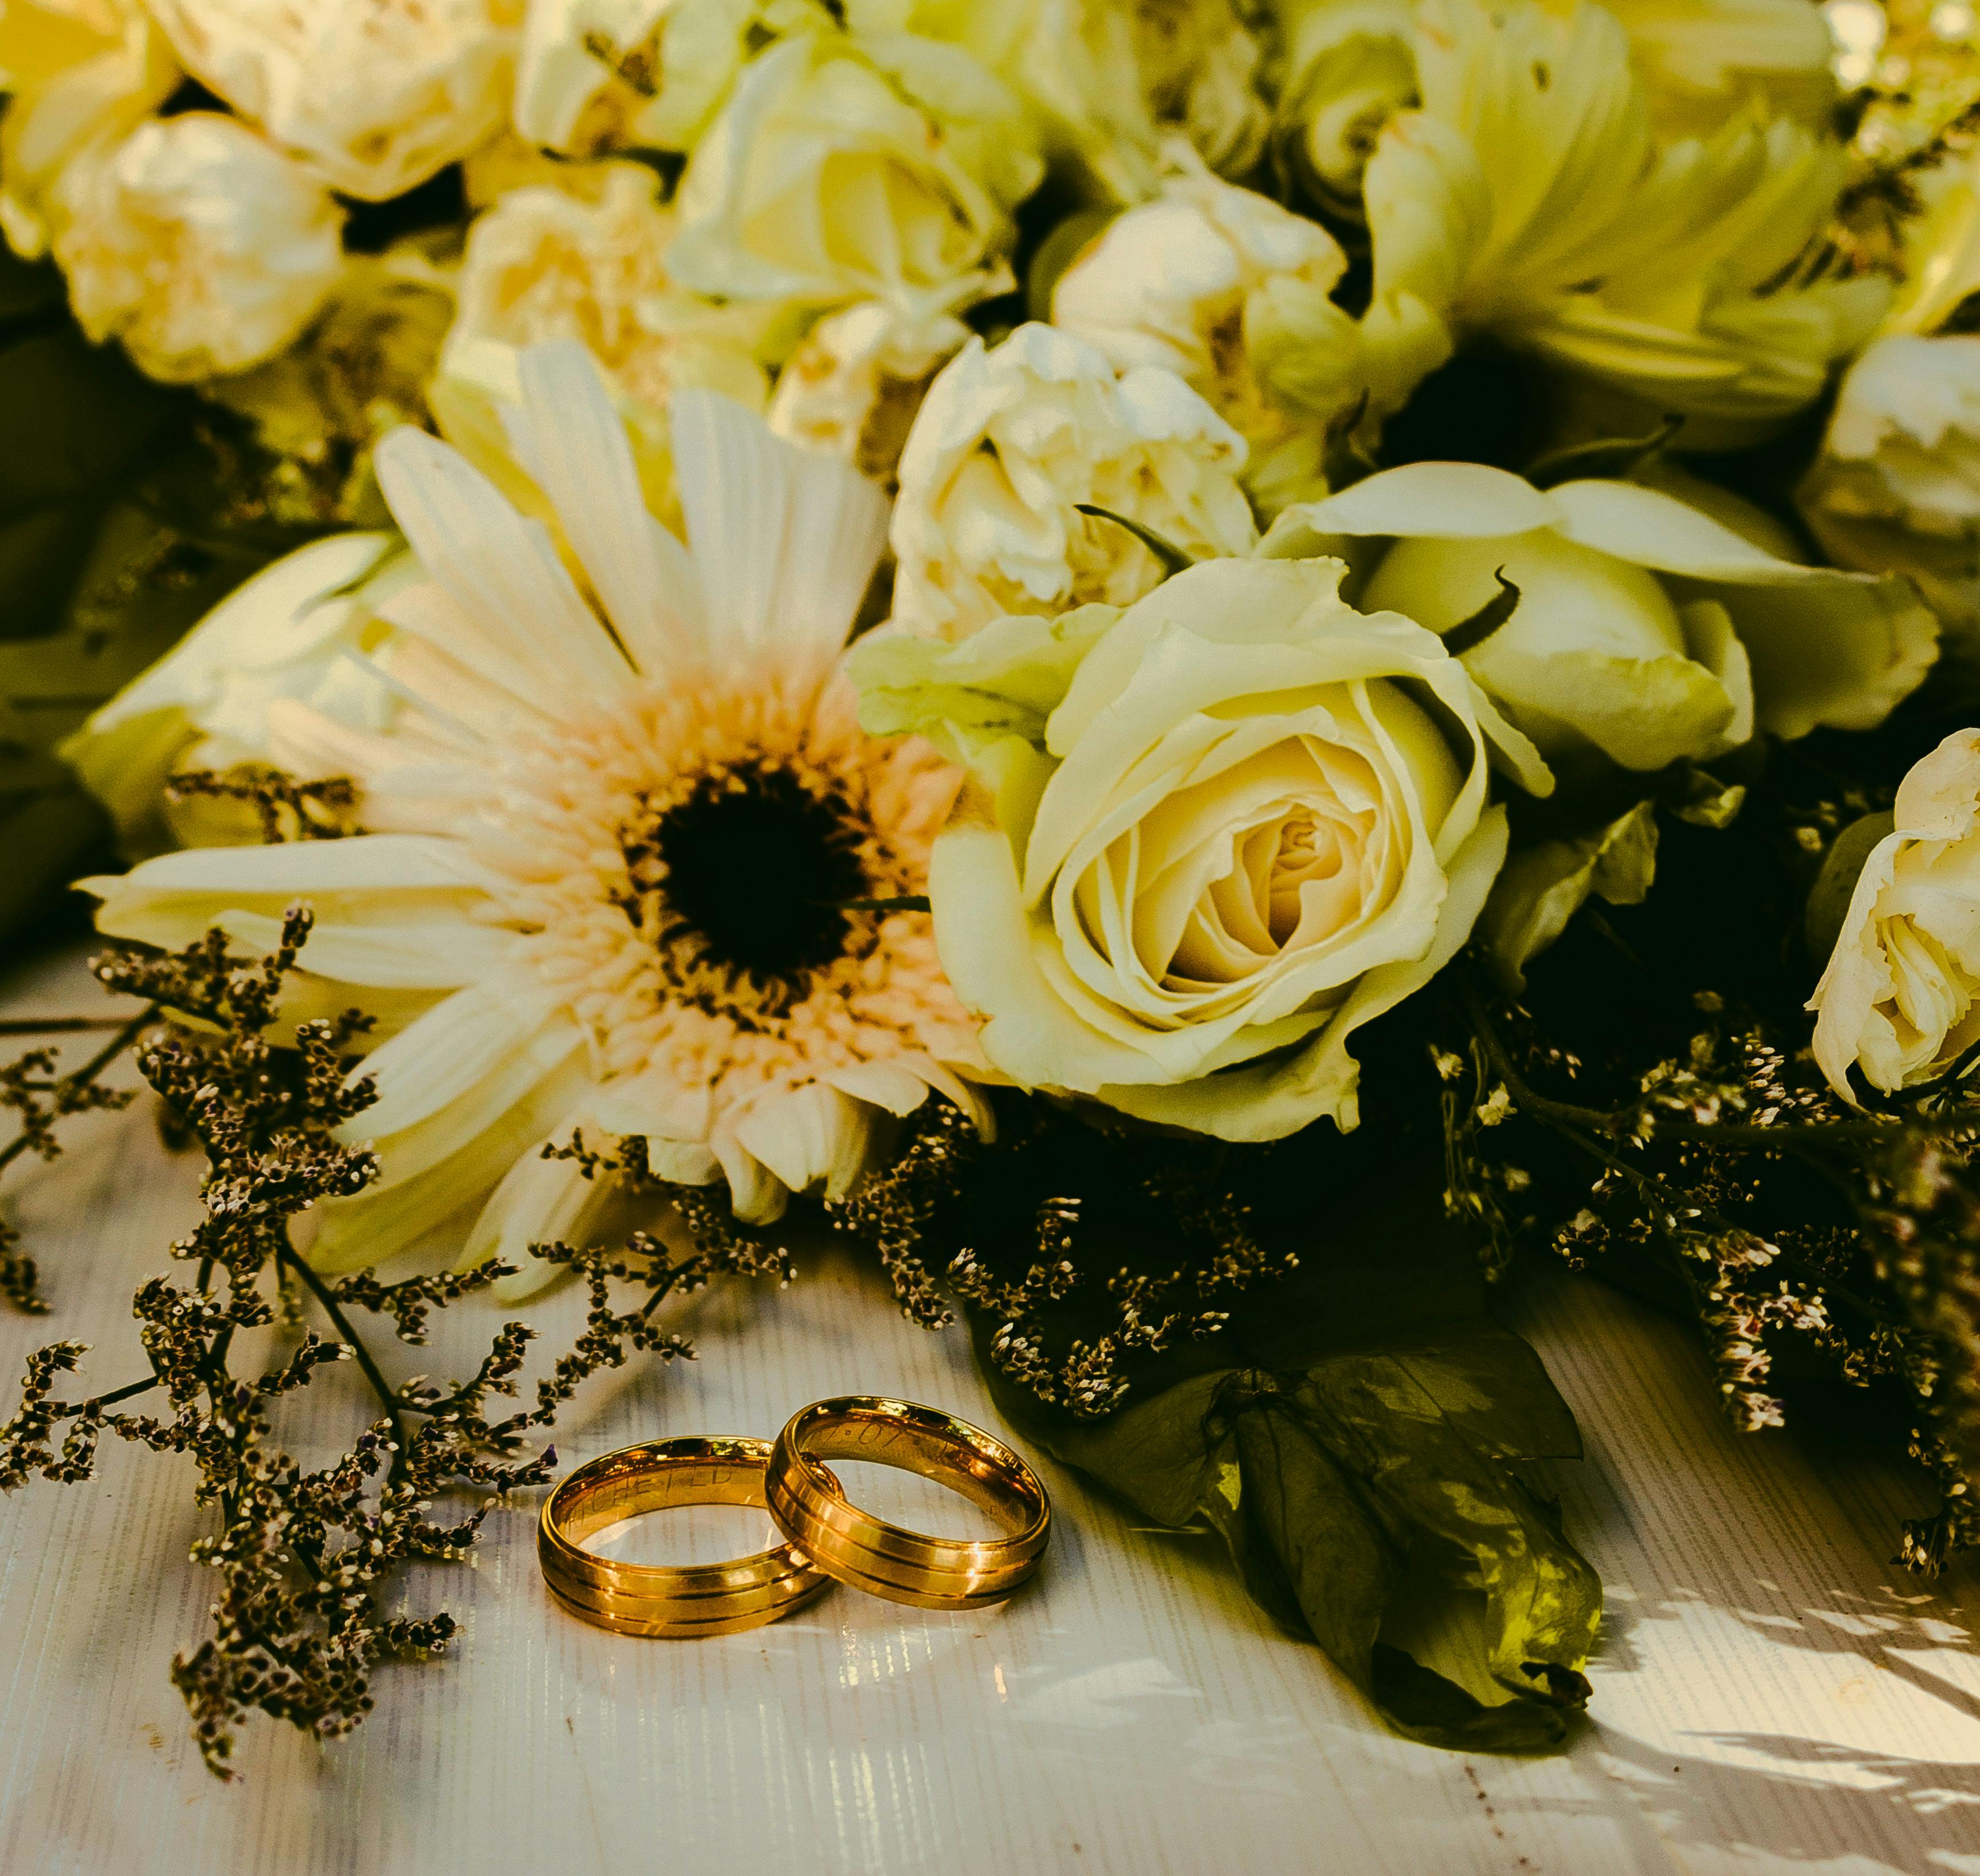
xmin=538 ymin=1397 xmax=1051 ymax=1637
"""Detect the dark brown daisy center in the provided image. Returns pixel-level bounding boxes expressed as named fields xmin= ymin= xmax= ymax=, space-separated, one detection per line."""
xmin=619 ymin=762 xmax=873 ymax=1000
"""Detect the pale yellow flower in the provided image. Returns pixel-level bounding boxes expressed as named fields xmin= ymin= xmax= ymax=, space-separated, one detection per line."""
xmin=852 ymin=555 xmax=1551 ymax=1138
xmin=144 ymin=0 xmax=523 ymax=200
xmin=1812 ymin=730 xmax=1980 ymax=1096
xmin=1052 ymin=154 xmax=1362 ymax=512
xmin=85 ymin=342 xmax=989 ymax=1285
xmin=767 ymin=296 xmax=972 ymax=486
xmin=664 ymin=29 xmax=1042 ymax=328
xmin=52 ymin=111 xmax=345 ymax=382
xmin=1358 ymin=0 xmax=1884 ymax=428
xmin=0 ymin=0 xmax=176 ymax=257
xmin=513 ymin=0 xmax=834 ymax=155
xmin=1271 ymin=460 xmax=1936 ymax=774
xmin=889 ymin=322 xmax=1260 ymax=642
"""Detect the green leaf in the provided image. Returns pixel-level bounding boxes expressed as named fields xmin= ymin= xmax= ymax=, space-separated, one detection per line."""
xmin=976 ymin=1221 xmax=1601 ymax=1752
xmin=1525 ymin=415 xmax=1684 ymax=489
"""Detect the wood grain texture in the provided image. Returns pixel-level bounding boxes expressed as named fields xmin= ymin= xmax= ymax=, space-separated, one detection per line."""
xmin=0 ymin=945 xmax=1975 ymax=1876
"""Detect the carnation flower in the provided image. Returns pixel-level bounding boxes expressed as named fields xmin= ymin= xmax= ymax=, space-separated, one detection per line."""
xmin=1808 ymin=335 xmax=1980 ymax=542
xmin=663 ymin=29 xmax=1042 ymax=328
xmin=852 ymin=554 xmax=1551 ymax=1138
xmin=1052 ymin=154 xmax=1362 ymax=512
xmin=1271 ymin=461 xmax=1937 ymax=774
xmin=1812 ymin=730 xmax=1980 ymax=1098
xmin=443 ymin=164 xmax=773 ymax=417
xmin=767 ymin=296 xmax=972 ymax=486
xmin=51 ymin=111 xmax=345 ymax=382
xmin=144 ymin=0 xmax=522 ymax=200
xmin=0 ymin=0 xmax=178 ymax=258
xmin=84 ymin=341 xmax=988 ymax=1287
xmin=889 ymin=322 xmax=1259 ymax=642
xmin=1357 ymin=0 xmax=1884 ymax=428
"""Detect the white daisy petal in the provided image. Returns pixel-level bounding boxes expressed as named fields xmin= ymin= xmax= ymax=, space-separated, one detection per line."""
xmin=511 ymin=340 xmax=701 ymax=675
xmin=462 ymin=1130 xmax=603 ymax=1300
xmin=201 ymin=911 xmax=520 ymax=989
xmin=374 ymin=426 xmax=633 ymax=705
xmin=733 ymin=1081 xmax=883 ymax=1205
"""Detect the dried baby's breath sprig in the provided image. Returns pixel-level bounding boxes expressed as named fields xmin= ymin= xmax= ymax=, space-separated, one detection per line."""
xmin=826 ymin=1095 xmax=981 ymax=1327
xmin=164 ymin=765 xmax=359 ymax=843
xmin=0 ymin=910 xmax=753 ymax=1775
xmin=1453 ymin=973 xmax=1980 ymax=1570
xmin=0 ymin=1008 xmax=159 ymax=1311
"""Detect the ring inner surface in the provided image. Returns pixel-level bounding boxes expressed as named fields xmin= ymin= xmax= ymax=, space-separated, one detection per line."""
xmin=557 ymin=1458 xmax=779 ymax=1561
xmin=798 ymin=1414 xmax=1038 ymax=1535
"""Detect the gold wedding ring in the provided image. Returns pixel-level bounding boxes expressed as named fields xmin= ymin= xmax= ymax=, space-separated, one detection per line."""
xmin=539 ymin=1435 xmax=836 ymax=1637
xmin=765 ymin=1396 xmax=1050 ymax=1610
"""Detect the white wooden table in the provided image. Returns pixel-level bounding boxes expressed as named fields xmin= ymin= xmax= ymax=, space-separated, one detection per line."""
xmin=1 ymin=943 xmax=1975 ymax=1876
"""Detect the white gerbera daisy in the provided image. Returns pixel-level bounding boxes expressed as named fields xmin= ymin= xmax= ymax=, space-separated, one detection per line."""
xmin=85 ymin=341 xmax=989 ymax=1294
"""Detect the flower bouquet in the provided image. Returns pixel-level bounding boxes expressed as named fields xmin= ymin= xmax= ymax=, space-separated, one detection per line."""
xmin=3 ymin=0 xmax=1980 ymax=1776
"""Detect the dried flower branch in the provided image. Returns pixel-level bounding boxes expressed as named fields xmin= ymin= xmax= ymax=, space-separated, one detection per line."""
xmin=164 ymin=765 xmax=359 ymax=843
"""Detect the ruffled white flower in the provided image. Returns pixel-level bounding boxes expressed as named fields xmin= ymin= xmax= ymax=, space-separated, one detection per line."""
xmin=890 ymin=322 xmax=1259 ymax=642
xmin=1358 ymin=0 xmax=1884 ymax=428
xmin=663 ymin=29 xmax=1042 ymax=328
xmin=0 ymin=0 xmax=178 ymax=258
xmin=84 ymin=341 xmax=989 ymax=1288
xmin=852 ymin=555 xmax=1552 ymax=1138
xmin=1812 ymin=335 xmax=1980 ymax=542
xmin=514 ymin=0 xmax=832 ymax=155
xmin=767 ymin=296 xmax=972 ymax=485
xmin=144 ymin=0 xmax=522 ymax=200
xmin=51 ymin=112 xmax=345 ymax=382
xmin=443 ymin=164 xmax=773 ymax=418
xmin=1052 ymin=155 xmax=1361 ymax=512
xmin=1270 ymin=461 xmax=1937 ymax=773
xmin=1812 ymin=730 xmax=1980 ymax=1097
xmin=1274 ymin=0 xmax=1417 ymax=219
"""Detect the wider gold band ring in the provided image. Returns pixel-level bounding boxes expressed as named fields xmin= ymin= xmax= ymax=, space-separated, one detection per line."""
xmin=764 ymin=1397 xmax=1050 ymax=1611
xmin=539 ymin=1435 xmax=837 ymax=1637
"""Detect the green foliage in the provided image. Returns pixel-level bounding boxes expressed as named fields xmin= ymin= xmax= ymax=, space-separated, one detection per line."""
xmin=977 ymin=1228 xmax=1600 ymax=1752
xmin=0 ymin=248 xmax=329 ymax=945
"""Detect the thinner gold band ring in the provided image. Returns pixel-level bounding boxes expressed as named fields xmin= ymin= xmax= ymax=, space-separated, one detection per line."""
xmin=764 ymin=1397 xmax=1051 ymax=1611
xmin=539 ymin=1435 xmax=837 ymax=1637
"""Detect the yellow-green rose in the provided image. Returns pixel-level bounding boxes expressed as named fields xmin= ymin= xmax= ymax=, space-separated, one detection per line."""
xmin=1270 ymin=461 xmax=1938 ymax=775
xmin=851 ymin=554 xmax=1551 ymax=1138
xmin=663 ymin=28 xmax=1042 ymax=326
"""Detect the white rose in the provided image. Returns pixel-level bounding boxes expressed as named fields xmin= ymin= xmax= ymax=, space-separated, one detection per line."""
xmin=144 ymin=0 xmax=522 ymax=200
xmin=767 ymin=296 xmax=971 ymax=485
xmin=1052 ymin=156 xmax=1362 ymax=513
xmin=663 ymin=30 xmax=1042 ymax=325
xmin=0 ymin=0 xmax=178 ymax=258
xmin=52 ymin=112 xmax=346 ymax=382
xmin=851 ymin=555 xmax=1552 ymax=1138
xmin=1272 ymin=461 xmax=1937 ymax=773
xmin=1812 ymin=730 xmax=1980 ymax=1097
xmin=1808 ymin=335 xmax=1980 ymax=542
xmin=513 ymin=0 xmax=832 ymax=155
xmin=889 ymin=322 xmax=1259 ymax=642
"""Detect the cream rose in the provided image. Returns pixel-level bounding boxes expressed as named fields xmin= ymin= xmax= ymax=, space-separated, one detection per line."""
xmin=889 ymin=321 xmax=1259 ymax=641
xmin=0 ymin=0 xmax=178 ymax=258
xmin=1052 ymin=155 xmax=1362 ymax=513
xmin=52 ymin=112 xmax=345 ymax=382
xmin=1811 ymin=731 xmax=1980 ymax=1098
xmin=851 ymin=555 xmax=1552 ymax=1138
xmin=513 ymin=0 xmax=832 ymax=155
xmin=663 ymin=29 xmax=1042 ymax=324
xmin=144 ymin=0 xmax=521 ymax=200
xmin=1269 ymin=461 xmax=1937 ymax=774
xmin=767 ymin=296 xmax=971 ymax=485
